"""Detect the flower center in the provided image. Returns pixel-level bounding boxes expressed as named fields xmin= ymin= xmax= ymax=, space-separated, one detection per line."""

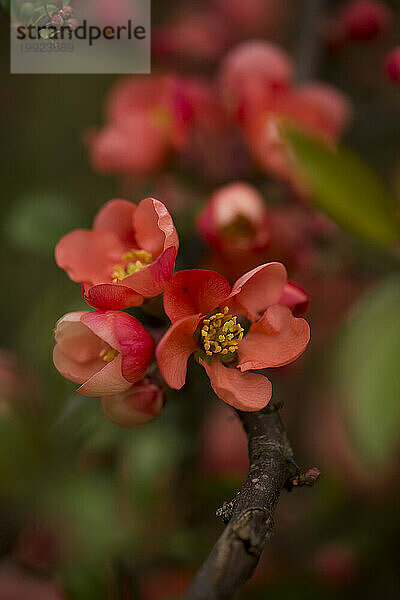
xmin=112 ymin=249 xmax=152 ymax=283
xmin=201 ymin=306 xmax=244 ymax=357
xmin=221 ymin=215 xmax=256 ymax=241
xmin=99 ymin=345 xmax=119 ymax=363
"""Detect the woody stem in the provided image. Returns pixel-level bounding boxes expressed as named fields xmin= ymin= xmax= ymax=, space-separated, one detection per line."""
xmin=184 ymin=404 xmax=318 ymax=600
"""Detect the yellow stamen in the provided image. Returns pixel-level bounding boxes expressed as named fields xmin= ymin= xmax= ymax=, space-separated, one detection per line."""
xmin=99 ymin=347 xmax=119 ymax=362
xmin=112 ymin=249 xmax=152 ymax=283
xmin=200 ymin=306 xmax=244 ymax=358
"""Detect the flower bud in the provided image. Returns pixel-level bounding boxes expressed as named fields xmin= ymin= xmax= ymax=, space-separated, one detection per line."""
xmin=59 ymin=7 xmax=73 ymax=19
xmin=101 ymin=377 xmax=165 ymax=428
xmin=51 ymin=14 xmax=64 ymax=26
xmin=384 ymin=47 xmax=400 ymax=84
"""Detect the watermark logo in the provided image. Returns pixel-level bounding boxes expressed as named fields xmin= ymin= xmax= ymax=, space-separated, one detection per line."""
xmin=10 ymin=0 xmax=150 ymax=74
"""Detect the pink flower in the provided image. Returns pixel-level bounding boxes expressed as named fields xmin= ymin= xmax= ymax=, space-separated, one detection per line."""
xmin=87 ymin=75 xmax=192 ymax=176
xmin=197 ymin=182 xmax=269 ymax=254
xmin=101 ymin=377 xmax=165 ymax=428
xmin=55 ymin=198 xmax=179 ymax=310
xmin=384 ymin=47 xmax=400 ymax=84
xmin=327 ymin=0 xmax=391 ymax=47
xmin=53 ymin=311 xmax=155 ymax=397
xmin=157 ymin=265 xmax=310 ymax=411
xmin=219 ymin=40 xmax=293 ymax=119
xmin=153 ymin=8 xmax=233 ymax=65
xmin=244 ymin=82 xmax=351 ymax=186
xmin=218 ymin=41 xmax=351 ymax=188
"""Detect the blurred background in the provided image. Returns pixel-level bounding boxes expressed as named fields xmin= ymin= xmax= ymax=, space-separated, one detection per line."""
xmin=0 ymin=0 xmax=400 ymax=598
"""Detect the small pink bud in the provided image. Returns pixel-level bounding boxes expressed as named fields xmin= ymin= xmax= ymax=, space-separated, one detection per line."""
xmin=59 ymin=7 xmax=73 ymax=18
xmin=340 ymin=0 xmax=390 ymax=42
xmin=101 ymin=377 xmax=165 ymax=428
xmin=51 ymin=14 xmax=64 ymax=26
xmin=384 ymin=47 xmax=400 ymax=84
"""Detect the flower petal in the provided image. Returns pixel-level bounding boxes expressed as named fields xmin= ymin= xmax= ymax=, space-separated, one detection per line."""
xmin=163 ymin=269 xmax=231 ymax=324
xmin=53 ymin=312 xmax=104 ymax=384
xmin=228 ymin=262 xmax=287 ymax=321
xmin=78 ymin=354 xmax=132 ymax=397
xmin=93 ymin=198 xmax=137 ymax=247
xmin=55 ymin=229 xmax=125 ymax=286
xmin=83 ymin=283 xmax=144 ymax=310
xmin=237 ymin=305 xmax=310 ymax=372
xmin=122 ymin=246 xmax=177 ymax=298
xmin=200 ymin=358 xmax=272 ymax=411
xmin=133 ymin=197 xmax=179 ymax=257
xmin=81 ymin=310 xmax=154 ymax=384
xmin=279 ymin=281 xmax=309 ymax=316
xmin=156 ymin=314 xmax=202 ymax=389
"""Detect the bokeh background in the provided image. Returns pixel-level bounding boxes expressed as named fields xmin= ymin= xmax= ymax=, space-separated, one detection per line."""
xmin=0 ymin=0 xmax=400 ymax=598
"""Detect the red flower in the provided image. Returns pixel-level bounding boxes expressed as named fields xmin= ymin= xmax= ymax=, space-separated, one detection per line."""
xmin=218 ymin=41 xmax=351 ymax=188
xmin=53 ymin=310 xmax=155 ymax=397
xmin=55 ymin=198 xmax=179 ymax=310
xmin=87 ymin=75 xmax=192 ymax=176
xmin=157 ymin=264 xmax=310 ymax=411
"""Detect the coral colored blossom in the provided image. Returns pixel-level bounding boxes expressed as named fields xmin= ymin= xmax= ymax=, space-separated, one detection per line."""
xmin=218 ymin=41 xmax=351 ymax=187
xmin=157 ymin=265 xmax=310 ymax=411
xmin=55 ymin=198 xmax=179 ymax=310
xmin=53 ymin=311 xmax=155 ymax=397
xmin=244 ymin=83 xmax=351 ymax=186
xmin=102 ymin=377 xmax=165 ymax=428
xmin=87 ymin=75 xmax=193 ymax=176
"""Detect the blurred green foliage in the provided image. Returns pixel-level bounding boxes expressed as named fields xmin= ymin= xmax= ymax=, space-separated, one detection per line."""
xmin=334 ymin=276 xmax=400 ymax=467
xmin=284 ymin=125 xmax=400 ymax=247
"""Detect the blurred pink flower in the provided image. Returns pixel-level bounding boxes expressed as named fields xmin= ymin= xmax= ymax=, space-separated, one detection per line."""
xmin=87 ymin=75 xmax=192 ymax=176
xmin=55 ymin=198 xmax=179 ymax=310
xmin=326 ymin=0 xmax=391 ymax=49
xmin=153 ymin=7 xmax=233 ymax=65
xmin=312 ymin=541 xmax=359 ymax=585
xmin=214 ymin=0 xmax=291 ymax=37
xmin=199 ymin=403 xmax=248 ymax=478
xmin=384 ymin=47 xmax=400 ymax=84
xmin=53 ymin=310 xmax=154 ymax=397
xmin=218 ymin=41 xmax=351 ymax=189
xmin=101 ymin=377 xmax=165 ymax=428
xmin=219 ymin=40 xmax=293 ymax=119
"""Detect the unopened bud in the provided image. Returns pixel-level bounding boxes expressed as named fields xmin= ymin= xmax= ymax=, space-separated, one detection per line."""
xmin=101 ymin=377 xmax=165 ymax=429
xmin=59 ymin=7 xmax=73 ymax=18
xmin=384 ymin=47 xmax=400 ymax=84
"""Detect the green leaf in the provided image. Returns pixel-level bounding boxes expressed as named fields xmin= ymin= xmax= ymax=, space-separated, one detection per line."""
xmin=334 ymin=277 xmax=400 ymax=467
xmin=283 ymin=125 xmax=400 ymax=246
xmin=31 ymin=6 xmax=47 ymax=24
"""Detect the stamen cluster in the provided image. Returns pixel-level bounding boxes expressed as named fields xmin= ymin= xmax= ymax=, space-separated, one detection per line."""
xmin=112 ymin=249 xmax=153 ymax=283
xmin=201 ymin=306 xmax=244 ymax=357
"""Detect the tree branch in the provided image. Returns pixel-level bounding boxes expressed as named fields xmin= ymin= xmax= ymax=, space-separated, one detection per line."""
xmin=185 ymin=404 xmax=319 ymax=600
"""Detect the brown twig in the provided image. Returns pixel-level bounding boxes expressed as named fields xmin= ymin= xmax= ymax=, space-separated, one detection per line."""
xmin=185 ymin=404 xmax=319 ymax=600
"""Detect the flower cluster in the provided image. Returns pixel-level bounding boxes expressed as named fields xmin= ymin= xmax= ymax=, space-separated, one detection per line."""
xmin=54 ymin=197 xmax=310 ymax=426
xmin=86 ymin=40 xmax=351 ymax=188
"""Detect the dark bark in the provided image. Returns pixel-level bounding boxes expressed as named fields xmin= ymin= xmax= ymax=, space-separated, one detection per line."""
xmin=185 ymin=404 xmax=318 ymax=600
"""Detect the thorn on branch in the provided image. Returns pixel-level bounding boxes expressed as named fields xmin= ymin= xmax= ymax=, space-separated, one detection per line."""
xmin=285 ymin=467 xmax=321 ymax=490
